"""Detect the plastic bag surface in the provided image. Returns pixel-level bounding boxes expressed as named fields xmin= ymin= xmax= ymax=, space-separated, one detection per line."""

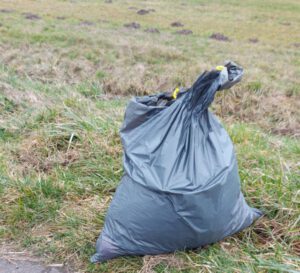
xmin=91 ymin=62 xmax=262 ymax=263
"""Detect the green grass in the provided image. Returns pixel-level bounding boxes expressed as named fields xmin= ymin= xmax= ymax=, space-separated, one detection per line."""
xmin=0 ymin=0 xmax=299 ymax=272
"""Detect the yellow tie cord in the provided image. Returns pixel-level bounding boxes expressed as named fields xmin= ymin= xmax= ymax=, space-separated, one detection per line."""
xmin=172 ymin=87 xmax=180 ymax=99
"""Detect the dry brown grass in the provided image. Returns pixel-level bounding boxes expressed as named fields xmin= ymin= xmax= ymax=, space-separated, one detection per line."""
xmin=0 ymin=44 xmax=96 ymax=84
xmin=139 ymin=254 xmax=187 ymax=273
xmin=0 ymin=0 xmax=299 ymax=138
xmin=0 ymin=82 xmax=45 ymax=108
xmin=214 ymin=89 xmax=300 ymax=137
xmin=1 ymin=36 xmax=299 ymax=137
xmin=10 ymin=130 xmax=81 ymax=174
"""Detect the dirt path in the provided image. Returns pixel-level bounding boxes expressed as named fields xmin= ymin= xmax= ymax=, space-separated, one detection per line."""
xmin=0 ymin=245 xmax=67 ymax=273
xmin=0 ymin=258 xmax=65 ymax=273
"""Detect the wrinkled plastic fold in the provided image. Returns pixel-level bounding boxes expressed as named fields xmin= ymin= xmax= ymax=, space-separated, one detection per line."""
xmin=91 ymin=61 xmax=262 ymax=263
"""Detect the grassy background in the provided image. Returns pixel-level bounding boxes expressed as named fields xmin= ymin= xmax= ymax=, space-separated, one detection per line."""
xmin=0 ymin=0 xmax=299 ymax=272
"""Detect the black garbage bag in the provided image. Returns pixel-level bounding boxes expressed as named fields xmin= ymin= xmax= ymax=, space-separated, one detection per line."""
xmin=91 ymin=61 xmax=262 ymax=263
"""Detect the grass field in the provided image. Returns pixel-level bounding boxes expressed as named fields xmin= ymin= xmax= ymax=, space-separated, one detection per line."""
xmin=0 ymin=0 xmax=299 ymax=272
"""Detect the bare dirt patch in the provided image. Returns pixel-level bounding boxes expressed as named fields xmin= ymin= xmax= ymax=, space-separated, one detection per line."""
xmin=144 ymin=28 xmax=160 ymax=34
xmin=280 ymin=22 xmax=291 ymax=26
xmin=137 ymin=9 xmax=150 ymax=15
xmin=171 ymin=21 xmax=184 ymax=27
xmin=79 ymin=20 xmax=94 ymax=26
xmin=0 ymin=9 xmax=15 ymax=13
xmin=293 ymin=43 xmax=300 ymax=48
xmin=210 ymin=33 xmax=230 ymax=41
xmin=137 ymin=9 xmax=155 ymax=15
xmin=22 ymin=12 xmax=41 ymax=21
xmin=249 ymin=38 xmax=259 ymax=43
xmin=175 ymin=29 xmax=193 ymax=35
xmin=124 ymin=22 xmax=141 ymax=29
